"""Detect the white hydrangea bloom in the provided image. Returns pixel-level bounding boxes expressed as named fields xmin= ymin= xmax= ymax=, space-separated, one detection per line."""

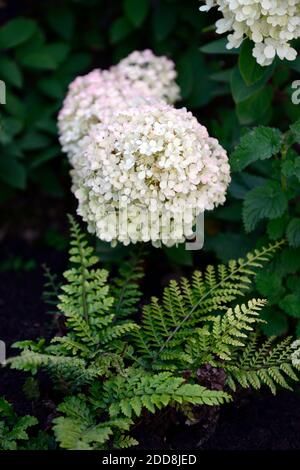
xmin=199 ymin=0 xmax=300 ymax=66
xmin=70 ymin=101 xmax=230 ymax=247
xmin=58 ymin=50 xmax=180 ymax=160
xmin=291 ymin=339 xmax=300 ymax=366
xmin=112 ymin=49 xmax=180 ymax=104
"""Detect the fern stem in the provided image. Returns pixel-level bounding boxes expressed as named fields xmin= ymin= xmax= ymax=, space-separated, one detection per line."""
xmin=76 ymin=229 xmax=89 ymax=325
xmin=154 ymin=241 xmax=284 ymax=360
xmin=115 ymin=251 xmax=141 ymax=316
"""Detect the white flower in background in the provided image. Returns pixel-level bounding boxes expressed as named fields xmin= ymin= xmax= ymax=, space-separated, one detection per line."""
xmin=113 ymin=49 xmax=180 ymax=104
xmin=58 ymin=50 xmax=180 ymax=160
xmin=291 ymin=340 xmax=300 ymax=366
xmin=199 ymin=0 xmax=300 ymax=66
xmin=70 ymin=101 xmax=230 ymax=247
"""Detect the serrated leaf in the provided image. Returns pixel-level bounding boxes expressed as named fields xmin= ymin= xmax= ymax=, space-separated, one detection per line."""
xmin=267 ymin=215 xmax=288 ymax=240
xmin=286 ymin=218 xmax=300 ymax=248
xmin=243 ymin=181 xmax=288 ymax=232
xmin=290 ymin=118 xmax=300 ymax=144
xmin=279 ymin=294 xmax=300 ymax=318
xmin=261 ymin=307 xmax=288 ymax=337
xmin=255 ymin=271 xmax=285 ymax=304
xmin=231 ymin=126 xmax=282 ymax=172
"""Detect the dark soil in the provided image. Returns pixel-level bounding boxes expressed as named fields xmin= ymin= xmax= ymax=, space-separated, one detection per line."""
xmin=0 ymin=239 xmax=67 ymax=416
xmin=1 ymin=239 xmax=300 ymax=450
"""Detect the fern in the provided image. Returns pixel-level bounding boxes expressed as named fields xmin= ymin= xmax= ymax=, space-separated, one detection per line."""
xmin=42 ymin=264 xmax=61 ymax=317
xmin=133 ymin=241 xmax=284 ymax=363
xmin=94 ymin=367 xmax=230 ymax=420
xmin=10 ymin=217 xmax=137 ymax=387
xmin=58 ymin=215 xmax=137 ymax=356
xmin=111 ymin=249 xmax=145 ymax=318
xmin=226 ymin=334 xmax=300 ymax=394
xmin=53 ymin=368 xmax=230 ymax=450
xmin=0 ymin=398 xmax=37 ymax=450
xmin=53 ymin=396 xmax=133 ymax=450
xmin=7 ymin=220 xmax=299 ymax=450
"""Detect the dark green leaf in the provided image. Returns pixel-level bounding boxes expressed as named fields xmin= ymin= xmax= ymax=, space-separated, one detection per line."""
xmin=164 ymin=244 xmax=193 ymax=267
xmin=279 ymin=294 xmax=300 ymax=318
xmin=229 ymin=172 xmax=267 ymax=200
xmin=267 ymin=215 xmax=288 ymax=240
xmin=0 ymin=18 xmax=36 ymax=49
xmin=201 ymin=38 xmax=239 ymax=55
xmin=261 ymin=307 xmax=288 ymax=337
xmin=286 ymin=218 xmax=300 ymax=248
xmin=243 ymin=181 xmax=288 ymax=232
xmin=0 ymin=156 xmax=26 ymax=189
xmin=57 ymin=53 xmax=91 ymax=76
xmin=46 ymin=5 xmax=75 ymax=40
xmin=0 ymin=117 xmax=23 ymax=144
xmin=153 ymin=3 xmax=177 ymax=42
xmin=29 ymin=147 xmax=60 ymax=169
xmin=20 ymin=132 xmax=51 ymax=151
xmin=256 ymin=270 xmax=285 ymax=304
xmin=38 ymin=77 xmax=64 ymax=99
xmin=45 ymin=43 xmax=70 ymax=66
xmin=239 ymin=39 xmax=271 ymax=86
xmin=5 ymin=91 xmax=25 ymax=118
xmin=230 ymin=126 xmax=282 ymax=172
xmin=230 ymin=67 xmax=264 ymax=104
xmin=110 ymin=17 xmax=134 ymax=44
xmin=280 ymin=248 xmax=300 ymax=275
xmin=0 ymin=56 xmax=22 ymax=88
xmin=237 ymin=85 xmax=273 ymax=125
xmin=123 ymin=0 xmax=149 ymax=27
xmin=20 ymin=51 xmax=57 ymax=70
xmin=290 ymin=118 xmax=300 ymax=143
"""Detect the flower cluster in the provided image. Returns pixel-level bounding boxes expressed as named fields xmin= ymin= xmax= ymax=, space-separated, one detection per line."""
xmin=112 ymin=49 xmax=180 ymax=104
xmin=71 ymin=102 xmax=230 ymax=247
xmin=291 ymin=340 xmax=300 ymax=366
xmin=58 ymin=49 xmax=230 ymax=247
xmin=58 ymin=50 xmax=180 ymax=160
xmin=200 ymin=0 xmax=300 ymax=66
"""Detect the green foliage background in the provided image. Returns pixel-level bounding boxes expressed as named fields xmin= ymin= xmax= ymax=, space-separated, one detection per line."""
xmin=0 ymin=0 xmax=300 ymax=336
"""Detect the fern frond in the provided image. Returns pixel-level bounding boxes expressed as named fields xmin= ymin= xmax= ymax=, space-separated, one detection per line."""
xmin=133 ymin=242 xmax=284 ymax=362
xmin=208 ymin=299 xmax=267 ymax=361
xmin=53 ymin=396 xmax=132 ymax=450
xmin=112 ymin=250 xmax=145 ymax=318
xmin=42 ymin=264 xmax=61 ymax=316
xmin=99 ymin=368 xmax=231 ymax=420
xmin=0 ymin=398 xmax=38 ymax=450
xmin=8 ymin=350 xmax=104 ymax=388
xmin=226 ymin=334 xmax=300 ymax=394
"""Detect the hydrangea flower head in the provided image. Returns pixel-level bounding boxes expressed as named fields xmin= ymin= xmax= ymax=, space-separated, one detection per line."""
xmin=113 ymin=49 xmax=180 ymax=104
xmin=200 ymin=0 xmax=300 ymax=66
xmin=291 ymin=340 xmax=300 ymax=366
xmin=58 ymin=50 xmax=180 ymax=160
xmin=71 ymin=101 xmax=230 ymax=247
